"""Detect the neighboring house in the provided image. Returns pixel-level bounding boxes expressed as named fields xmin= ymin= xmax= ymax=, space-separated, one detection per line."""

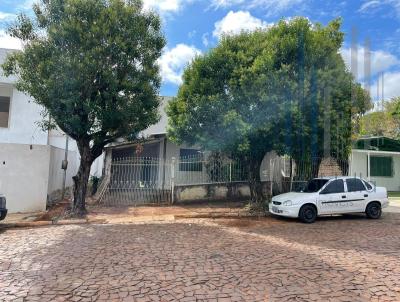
xmin=350 ymin=136 xmax=400 ymax=192
xmin=0 ymin=48 xmax=79 ymax=213
xmin=98 ymin=96 xmax=287 ymax=205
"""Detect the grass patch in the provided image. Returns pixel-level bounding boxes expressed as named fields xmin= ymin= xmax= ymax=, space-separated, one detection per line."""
xmin=388 ymin=192 xmax=400 ymax=198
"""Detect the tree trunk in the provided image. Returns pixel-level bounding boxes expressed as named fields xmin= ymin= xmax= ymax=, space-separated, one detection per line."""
xmin=248 ymin=157 xmax=264 ymax=203
xmin=72 ymin=141 xmax=93 ymax=217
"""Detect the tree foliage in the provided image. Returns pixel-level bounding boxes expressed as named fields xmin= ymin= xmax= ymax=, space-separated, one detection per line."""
xmin=359 ymin=97 xmax=400 ymax=139
xmin=2 ymin=0 xmax=165 ymax=215
xmin=167 ymin=18 xmax=371 ymax=202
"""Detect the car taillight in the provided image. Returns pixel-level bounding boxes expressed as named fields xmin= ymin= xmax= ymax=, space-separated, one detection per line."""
xmin=0 ymin=197 xmax=5 ymax=208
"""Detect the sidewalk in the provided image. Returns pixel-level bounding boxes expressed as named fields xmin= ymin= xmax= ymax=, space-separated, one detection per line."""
xmin=0 ymin=201 xmax=252 ymax=228
xmin=386 ymin=197 xmax=400 ymax=213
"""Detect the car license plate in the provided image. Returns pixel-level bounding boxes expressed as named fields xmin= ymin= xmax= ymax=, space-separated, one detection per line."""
xmin=272 ymin=206 xmax=279 ymax=213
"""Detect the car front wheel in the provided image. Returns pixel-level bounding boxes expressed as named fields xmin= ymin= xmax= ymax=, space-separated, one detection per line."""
xmin=366 ymin=202 xmax=382 ymax=219
xmin=299 ymin=204 xmax=317 ymax=223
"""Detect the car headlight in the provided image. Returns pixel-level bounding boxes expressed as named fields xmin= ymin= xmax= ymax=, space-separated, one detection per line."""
xmin=283 ymin=200 xmax=293 ymax=206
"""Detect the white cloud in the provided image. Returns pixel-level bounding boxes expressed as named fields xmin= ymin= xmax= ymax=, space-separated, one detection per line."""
xmin=210 ymin=0 xmax=308 ymax=16
xmin=202 ymin=33 xmax=210 ymax=47
xmin=0 ymin=12 xmax=16 ymax=21
xmin=213 ymin=10 xmax=271 ymax=38
xmin=358 ymin=0 xmax=400 ymax=17
xmin=0 ymin=30 xmax=22 ymax=50
xmin=370 ymin=71 xmax=400 ymax=101
xmin=142 ymin=0 xmax=196 ymax=13
xmin=358 ymin=0 xmax=380 ymax=12
xmin=158 ymin=43 xmax=201 ymax=85
xmin=340 ymin=46 xmax=399 ymax=80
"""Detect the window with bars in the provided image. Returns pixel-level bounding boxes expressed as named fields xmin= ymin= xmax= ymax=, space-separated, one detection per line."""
xmin=370 ymin=156 xmax=393 ymax=177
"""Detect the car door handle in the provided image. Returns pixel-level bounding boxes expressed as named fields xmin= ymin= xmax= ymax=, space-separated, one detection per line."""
xmin=364 ymin=194 xmax=368 ymax=197
xmin=342 ymin=195 xmax=346 ymax=199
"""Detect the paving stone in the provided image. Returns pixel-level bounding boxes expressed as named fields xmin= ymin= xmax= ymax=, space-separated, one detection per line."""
xmin=1 ymin=214 xmax=400 ymax=301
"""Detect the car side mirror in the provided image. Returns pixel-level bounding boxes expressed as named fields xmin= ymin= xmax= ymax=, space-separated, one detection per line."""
xmin=320 ymin=189 xmax=328 ymax=195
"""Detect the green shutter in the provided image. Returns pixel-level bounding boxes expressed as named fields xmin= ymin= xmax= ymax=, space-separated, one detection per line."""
xmin=370 ymin=156 xmax=393 ymax=177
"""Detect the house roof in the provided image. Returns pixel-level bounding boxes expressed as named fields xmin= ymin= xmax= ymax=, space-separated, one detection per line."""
xmin=105 ymin=96 xmax=173 ymax=149
xmin=353 ymin=136 xmax=400 ymax=152
xmin=0 ymin=48 xmax=18 ymax=84
xmin=140 ymin=96 xmax=173 ymax=138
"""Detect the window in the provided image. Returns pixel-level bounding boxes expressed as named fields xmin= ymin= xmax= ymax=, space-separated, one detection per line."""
xmin=370 ymin=156 xmax=393 ymax=177
xmin=346 ymin=178 xmax=366 ymax=192
xmin=320 ymin=179 xmax=344 ymax=194
xmin=179 ymin=148 xmax=202 ymax=172
xmin=363 ymin=180 xmax=373 ymax=191
xmin=302 ymin=179 xmax=329 ymax=193
xmin=0 ymin=96 xmax=10 ymax=128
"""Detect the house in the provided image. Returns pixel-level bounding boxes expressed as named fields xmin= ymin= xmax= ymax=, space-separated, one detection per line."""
xmin=97 ymin=96 xmax=288 ymax=204
xmin=0 ymin=48 xmax=80 ymax=213
xmin=350 ymin=136 xmax=400 ymax=191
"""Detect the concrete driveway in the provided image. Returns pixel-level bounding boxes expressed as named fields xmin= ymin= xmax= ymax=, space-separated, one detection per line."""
xmin=1 ymin=210 xmax=400 ymax=302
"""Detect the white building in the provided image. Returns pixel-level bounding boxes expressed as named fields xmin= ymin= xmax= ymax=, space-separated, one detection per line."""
xmin=350 ymin=136 xmax=400 ymax=192
xmin=0 ymin=48 xmax=79 ymax=213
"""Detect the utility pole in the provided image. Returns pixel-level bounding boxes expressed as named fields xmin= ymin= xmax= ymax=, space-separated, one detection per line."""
xmin=61 ymin=135 xmax=69 ymax=200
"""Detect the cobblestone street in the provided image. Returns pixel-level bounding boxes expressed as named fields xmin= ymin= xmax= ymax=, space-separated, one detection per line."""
xmin=1 ymin=213 xmax=400 ymax=301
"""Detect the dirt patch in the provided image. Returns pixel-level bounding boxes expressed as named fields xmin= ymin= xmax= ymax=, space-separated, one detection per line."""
xmin=35 ymin=200 xmax=70 ymax=221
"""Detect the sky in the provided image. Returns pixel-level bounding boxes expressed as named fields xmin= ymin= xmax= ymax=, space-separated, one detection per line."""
xmin=0 ymin=0 xmax=400 ymax=101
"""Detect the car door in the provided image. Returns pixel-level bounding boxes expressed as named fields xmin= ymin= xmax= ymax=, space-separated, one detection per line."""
xmin=345 ymin=178 xmax=369 ymax=212
xmin=318 ymin=179 xmax=348 ymax=214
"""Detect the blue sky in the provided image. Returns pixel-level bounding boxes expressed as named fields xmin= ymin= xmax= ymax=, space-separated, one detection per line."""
xmin=1 ymin=0 xmax=400 ymax=100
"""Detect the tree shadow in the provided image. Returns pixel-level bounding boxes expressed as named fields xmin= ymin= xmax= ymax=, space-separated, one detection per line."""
xmin=1 ymin=221 xmax=399 ymax=301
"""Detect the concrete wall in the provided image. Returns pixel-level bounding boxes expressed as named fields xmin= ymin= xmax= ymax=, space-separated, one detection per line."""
xmin=0 ymin=143 xmax=81 ymax=213
xmin=174 ymin=182 xmax=272 ymax=203
xmin=350 ymin=150 xmax=400 ymax=192
xmin=47 ymin=146 xmax=79 ymax=203
xmin=0 ymin=143 xmax=50 ymax=213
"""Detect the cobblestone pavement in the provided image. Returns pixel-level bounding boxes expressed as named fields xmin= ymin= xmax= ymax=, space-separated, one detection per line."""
xmin=1 ymin=213 xmax=400 ymax=302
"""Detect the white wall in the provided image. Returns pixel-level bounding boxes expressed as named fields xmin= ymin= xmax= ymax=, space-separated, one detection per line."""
xmin=91 ymin=153 xmax=104 ymax=178
xmin=0 ymin=85 xmax=48 ymax=145
xmin=47 ymin=146 xmax=78 ymax=196
xmin=0 ymin=143 xmax=50 ymax=213
xmin=350 ymin=150 xmax=400 ymax=192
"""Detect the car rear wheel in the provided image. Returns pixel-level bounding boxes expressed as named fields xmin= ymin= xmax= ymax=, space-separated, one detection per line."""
xmin=299 ymin=204 xmax=317 ymax=223
xmin=366 ymin=202 xmax=382 ymax=219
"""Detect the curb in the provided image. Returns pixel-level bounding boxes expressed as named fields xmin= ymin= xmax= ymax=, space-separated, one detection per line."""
xmin=0 ymin=219 xmax=90 ymax=229
xmin=1 ymin=213 xmax=270 ymax=229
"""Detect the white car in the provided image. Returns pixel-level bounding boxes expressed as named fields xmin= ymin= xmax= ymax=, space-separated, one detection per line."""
xmin=269 ymin=176 xmax=389 ymax=223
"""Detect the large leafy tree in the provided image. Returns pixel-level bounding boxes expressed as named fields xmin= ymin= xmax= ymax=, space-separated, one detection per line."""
xmin=167 ymin=18 xmax=371 ymax=202
xmin=359 ymin=97 xmax=400 ymax=139
xmin=3 ymin=0 xmax=165 ymax=216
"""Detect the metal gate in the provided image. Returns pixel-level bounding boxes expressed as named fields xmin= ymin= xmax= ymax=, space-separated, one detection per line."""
xmin=99 ymin=157 xmax=172 ymax=206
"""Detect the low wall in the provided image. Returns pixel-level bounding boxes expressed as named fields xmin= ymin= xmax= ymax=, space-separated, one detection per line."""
xmin=0 ymin=143 xmax=50 ymax=213
xmin=0 ymin=143 xmax=79 ymax=213
xmin=173 ymin=181 xmax=272 ymax=203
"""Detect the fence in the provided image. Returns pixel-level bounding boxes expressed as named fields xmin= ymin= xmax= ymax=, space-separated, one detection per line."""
xmin=100 ymin=157 xmax=172 ymax=206
xmin=269 ymin=156 xmax=350 ymax=195
xmin=99 ymin=155 xmax=248 ymax=206
xmin=99 ymin=154 xmax=353 ymax=206
xmin=175 ymin=154 xmax=248 ymax=185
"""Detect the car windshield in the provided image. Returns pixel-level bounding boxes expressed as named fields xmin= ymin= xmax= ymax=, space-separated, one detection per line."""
xmin=301 ymin=179 xmax=329 ymax=193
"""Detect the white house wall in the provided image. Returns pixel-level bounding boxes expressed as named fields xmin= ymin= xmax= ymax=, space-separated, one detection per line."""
xmin=0 ymin=143 xmax=50 ymax=213
xmin=0 ymin=85 xmax=48 ymax=145
xmin=351 ymin=150 xmax=400 ymax=192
